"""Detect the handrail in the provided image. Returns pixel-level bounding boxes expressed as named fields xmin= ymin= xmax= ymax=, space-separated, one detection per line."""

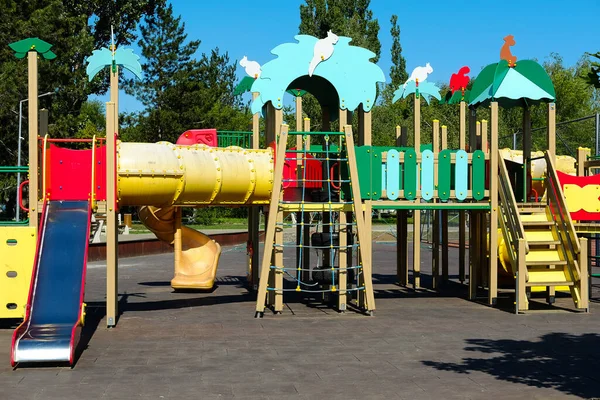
xmin=42 ymin=134 xmax=49 ymax=200
xmin=91 ymin=135 xmax=96 ymax=207
xmin=544 ymin=151 xmax=581 ymax=279
xmin=19 ymin=180 xmax=29 ymax=212
xmin=498 ymin=152 xmax=529 ymax=269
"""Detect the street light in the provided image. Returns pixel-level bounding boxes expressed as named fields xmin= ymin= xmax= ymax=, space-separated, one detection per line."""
xmin=16 ymin=91 xmax=54 ymax=221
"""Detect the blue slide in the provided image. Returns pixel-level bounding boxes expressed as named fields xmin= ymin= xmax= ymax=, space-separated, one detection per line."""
xmin=11 ymin=200 xmax=91 ymax=366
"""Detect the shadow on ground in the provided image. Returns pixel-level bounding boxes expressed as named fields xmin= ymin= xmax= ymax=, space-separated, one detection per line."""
xmin=423 ymin=333 xmax=600 ymax=398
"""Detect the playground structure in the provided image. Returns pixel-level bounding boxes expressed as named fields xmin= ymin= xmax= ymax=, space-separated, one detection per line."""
xmin=1 ymin=32 xmax=597 ymax=366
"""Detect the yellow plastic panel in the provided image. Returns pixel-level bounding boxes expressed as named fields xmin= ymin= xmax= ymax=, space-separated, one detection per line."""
xmin=526 ymin=250 xmax=562 ymax=264
xmin=0 ymin=227 xmax=36 ymax=318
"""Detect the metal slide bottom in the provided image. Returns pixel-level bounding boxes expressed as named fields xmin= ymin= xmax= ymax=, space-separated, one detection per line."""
xmin=11 ymin=200 xmax=90 ymax=366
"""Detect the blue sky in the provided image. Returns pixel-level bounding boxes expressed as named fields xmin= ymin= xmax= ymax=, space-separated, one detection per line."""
xmin=96 ymin=0 xmax=600 ymax=113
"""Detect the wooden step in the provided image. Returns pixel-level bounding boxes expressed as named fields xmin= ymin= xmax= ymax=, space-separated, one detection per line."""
xmin=524 ymin=230 xmax=558 ymax=245
xmin=522 ymin=220 xmax=554 ymax=228
xmin=527 ymin=269 xmax=571 ymax=284
xmin=520 ymin=213 xmax=550 ymax=222
xmin=525 ymin=249 xmax=566 ymax=266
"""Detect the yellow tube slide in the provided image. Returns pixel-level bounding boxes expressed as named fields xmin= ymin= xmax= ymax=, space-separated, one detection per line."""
xmin=117 ymin=142 xmax=274 ymax=289
xmin=117 ymin=142 xmax=273 ymax=207
xmin=139 ymin=206 xmax=221 ymax=289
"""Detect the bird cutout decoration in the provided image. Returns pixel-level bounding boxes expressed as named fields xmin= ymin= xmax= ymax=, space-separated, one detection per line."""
xmin=308 ymin=30 xmax=339 ymax=76
xmin=500 ymin=35 xmax=517 ymax=67
xmin=240 ymin=56 xmax=262 ymax=79
xmin=449 ymin=66 xmax=470 ymax=94
xmin=404 ymin=62 xmax=433 ymax=88
xmin=9 ymin=37 xmax=56 ymax=59
xmin=86 ymin=28 xmax=142 ymax=81
xmin=393 ymin=62 xmax=440 ymax=105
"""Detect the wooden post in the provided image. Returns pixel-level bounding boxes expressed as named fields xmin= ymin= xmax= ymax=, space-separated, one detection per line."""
xmin=255 ymin=125 xmax=289 ymax=316
xmin=338 ymin=211 xmax=347 ymax=311
xmin=516 ymin=238 xmax=528 ymax=312
xmin=396 ymin=126 xmax=408 ymax=285
xmin=547 ymin=103 xmax=556 ymax=165
xmin=27 ymin=51 xmax=39 ymax=228
xmin=105 ymin=101 xmax=118 ymax=327
xmin=110 ymin=65 xmax=119 ymax=135
xmin=578 ymin=237 xmax=589 ymax=311
xmin=413 ymin=94 xmax=421 ymax=289
xmin=344 ymin=125 xmax=375 ymax=314
xmin=577 ymin=148 xmax=590 ymax=176
xmin=441 ymin=125 xmax=449 ymax=283
xmin=522 ymin=107 xmax=532 ymax=202
xmin=459 ymin=102 xmax=466 ymax=283
xmin=274 ymin=210 xmax=284 ymax=313
xmin=489 ymin=102 xmax=499 ymax=305
xmin=481 ymin=119 xmax=488 ymax=154
xmin=432 ymin=120 xmax=440 ymax=289
xmin=302 ymin=119 xmax=311 ymax=284
xmin=248 ymin=92 xmax=261 ymax=290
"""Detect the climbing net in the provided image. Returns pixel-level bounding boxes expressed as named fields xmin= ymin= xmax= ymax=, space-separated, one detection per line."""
xmin=267 ymin=132 xmax=366 ymax=296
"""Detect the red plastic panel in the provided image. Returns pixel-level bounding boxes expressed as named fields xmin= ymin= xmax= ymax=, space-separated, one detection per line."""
xmin=557 ymin=170 xmax=600 ymax=221
xmin=47 ymin=145 xmax=93 ymax=200
xmin=176 ymin=129 xmax=218 ymax=147
xmin=94 ymin=145 xmax=107 ymax=201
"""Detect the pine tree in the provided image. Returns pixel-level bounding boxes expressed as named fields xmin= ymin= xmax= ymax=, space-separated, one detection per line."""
xmin=299 ymin=0 xmax=380 ymax=62
xmin=124 ymin=4 xmax=248 ymax=143
xmin=389 ymin=14 xmax=407 ymax=88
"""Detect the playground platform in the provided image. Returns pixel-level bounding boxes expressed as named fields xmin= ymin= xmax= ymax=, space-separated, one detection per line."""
xmin=1 ymin=243 xmax=599 ymax=399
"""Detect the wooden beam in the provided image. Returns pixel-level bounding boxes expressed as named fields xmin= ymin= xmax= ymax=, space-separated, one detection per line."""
xmin=344 ymin=125 xmax=375 ymax=313
xmin=547 ymin=103 xmax=556 ymax=164
xmin=488 ymin=102 xmax=499 ymax=305
xmin=413 ymin=94 xmax=421 ymax=288
xmin=27 ymin=51 xmax=39 ymax=228
xmin=459 ymin=101 xmax=466 ymax=150
xmin=105 ymin=101 xmax=118 ymax=327
xmin=255 ymin=125 xmax=289 ymax=316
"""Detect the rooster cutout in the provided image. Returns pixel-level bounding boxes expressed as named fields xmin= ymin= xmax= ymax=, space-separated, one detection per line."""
xmin=308 ymin=30 xmax=339 ymax=76
xmin=500 ymin=35 xmax=517 ymax=67
xmin=404 ymin=63 xmax=433 ymax=88
xmin=240 ymin=56 xmax=262 ymax=79
xmin=449 ymin=66 xmax=470 ymax=94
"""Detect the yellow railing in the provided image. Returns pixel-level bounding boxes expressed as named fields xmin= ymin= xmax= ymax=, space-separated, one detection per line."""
xmin=498 ymin=152 xmax=528 ymax=274
xmin=544 ymin=151 xmax=581 ymax=281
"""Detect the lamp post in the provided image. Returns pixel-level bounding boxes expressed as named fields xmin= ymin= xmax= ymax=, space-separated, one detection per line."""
xmin=16 ymin=91 xmax=53 ymax=222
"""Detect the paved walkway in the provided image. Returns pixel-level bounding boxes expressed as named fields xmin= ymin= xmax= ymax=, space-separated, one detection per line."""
xmin=1 ymin=243 xmax=599 ymax=399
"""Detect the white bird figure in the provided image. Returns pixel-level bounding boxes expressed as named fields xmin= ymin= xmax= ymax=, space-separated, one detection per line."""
xmin=404 ymin=62 xmax=434 ymax=88
xmin=308 ymin=30 xmax=339 ymax=77
xmin=240 ymin=56 xmax=262 ymax=79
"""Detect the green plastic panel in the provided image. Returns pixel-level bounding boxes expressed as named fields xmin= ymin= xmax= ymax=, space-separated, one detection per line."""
xmin=438 ymin=150 xmax=452 ymax=202
xmin=403 ymin=149 xmax=417 ymax=200
xmin=370 ymin=148 xmax=382 ymax=200
xmin=472 ymin=150 xmax=486 ymax=201
xmin=355 ymin=146 xmax=372 ymax=199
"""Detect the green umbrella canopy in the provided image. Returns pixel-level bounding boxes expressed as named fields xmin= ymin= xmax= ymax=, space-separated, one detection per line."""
xmin=469 ymin=59 xmax=555 ymax=108
xmin=442 ymin=89 xmax=471 ymax=105
xmin=9 ymin=37 xmax=56 ymax=59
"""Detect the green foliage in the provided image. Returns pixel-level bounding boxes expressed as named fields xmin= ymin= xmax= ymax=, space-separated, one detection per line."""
xmin=388 ymin=14 xmax=407 ymax=89
xmin=298 ymin=0 xmax=381 ymax=132
xmin=123 ymin=4 xmax=250 ymax=143
xmin=299 ymin=0 xmax=381 ymax=62
xmin=584 ymin=51 xmax=600 ymax=88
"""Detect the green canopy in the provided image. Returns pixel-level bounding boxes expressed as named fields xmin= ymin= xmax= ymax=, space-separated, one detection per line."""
xmin=469 ymin=59 xmax=555 ymax=109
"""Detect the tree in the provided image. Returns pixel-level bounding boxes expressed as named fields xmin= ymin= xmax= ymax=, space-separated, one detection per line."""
xmin=299 ymin=0 xmax=380 ymax=62
xmin=124 ymin=4 xmax=249 ymax=144
xmin=388 ymin=14 xmax=407 ymax=89
xmin=584 ymin=51 xmax=600 ymax=88
xmin=298 ymin=0 xmax=381 ymax=131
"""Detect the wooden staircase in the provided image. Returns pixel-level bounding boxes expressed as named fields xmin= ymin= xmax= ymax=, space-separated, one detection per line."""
xmin=498 ymin=152 xmax=589 ymax=313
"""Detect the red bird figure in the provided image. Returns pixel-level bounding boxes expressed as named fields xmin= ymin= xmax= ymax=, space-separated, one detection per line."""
xmin=449 ymin=66 xmax=470 ymax=94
